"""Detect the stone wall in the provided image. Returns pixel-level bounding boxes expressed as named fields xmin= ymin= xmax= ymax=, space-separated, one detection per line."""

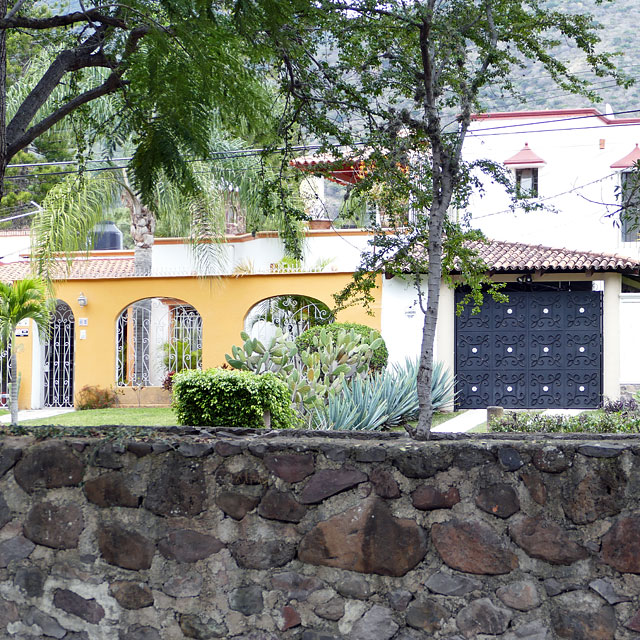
xmin=1 ymin=429 xmax=640 ymax=639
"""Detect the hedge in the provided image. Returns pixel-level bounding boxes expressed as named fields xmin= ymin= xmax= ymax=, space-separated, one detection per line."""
xmin=172 ymin=368 xmax=298 ymax=429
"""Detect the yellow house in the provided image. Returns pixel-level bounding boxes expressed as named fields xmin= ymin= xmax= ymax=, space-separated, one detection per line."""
xmin=0 ymin=231 xmax=382 ymax=409
xmin=1 ymin=229 xmax=639 ymax=411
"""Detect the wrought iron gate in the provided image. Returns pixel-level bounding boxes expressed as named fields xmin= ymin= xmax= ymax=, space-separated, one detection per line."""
xmin=455 ymin=290 xmax=602 ymax=409
xmin=245 ymin=295 xmax=334 ymax=339
xmin=44 ymin=301 xmax=75 ymax=407
xmin=116 ymin=299 xmax=202 ymax=386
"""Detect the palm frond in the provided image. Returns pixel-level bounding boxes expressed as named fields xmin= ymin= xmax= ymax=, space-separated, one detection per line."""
xmin=31 ymin=172 xmax=123 ymax=283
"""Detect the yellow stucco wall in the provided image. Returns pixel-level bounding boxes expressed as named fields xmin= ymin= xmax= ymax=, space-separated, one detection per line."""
xmin=14 ymin=321 xmax=34 ymax=409
xmin=25 ymin=272 xmax=381 ymax=408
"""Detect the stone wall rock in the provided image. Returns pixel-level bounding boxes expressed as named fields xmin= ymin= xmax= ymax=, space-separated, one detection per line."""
xmin=298 ymin=498 xmax=427 ymax=576
xmin=0 ymin=431 xmax=640 ymax=639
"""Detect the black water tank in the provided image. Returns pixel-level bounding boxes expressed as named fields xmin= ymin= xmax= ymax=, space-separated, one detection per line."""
xmin=93 ymin=221 xmax=123 ymax=250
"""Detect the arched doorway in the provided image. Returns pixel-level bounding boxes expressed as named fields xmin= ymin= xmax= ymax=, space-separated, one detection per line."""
xmin=43 ymin=300 xmax=75 ymax=407
xmin=244 ymin=294 xmax=334 ymax=342
xmin=116 ymin=298 xmax=202 ymax=387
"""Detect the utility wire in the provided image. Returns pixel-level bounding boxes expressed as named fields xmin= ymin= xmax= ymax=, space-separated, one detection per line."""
xmin=6 ymin=109 xmax=640 ymax=174
xmin=469 ymin=108 xmax=640 ymax=133
xmin=473 ymin=172 xmax=619 ymax=220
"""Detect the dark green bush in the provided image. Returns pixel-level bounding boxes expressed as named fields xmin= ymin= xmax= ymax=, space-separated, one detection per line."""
xmin=172 ymin=368 xmax=298 ymax=429
xmin=75 ymin=385 xmax=117 ymax=410
xmin=296 ymin=322 xmax=388 ymax=371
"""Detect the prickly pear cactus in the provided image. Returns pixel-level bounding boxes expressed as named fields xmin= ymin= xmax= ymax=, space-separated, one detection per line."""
xmin=225 ymin=330 xmax=297 ymax=375
xmin=226 ymin=327 xmax=382 ymax=420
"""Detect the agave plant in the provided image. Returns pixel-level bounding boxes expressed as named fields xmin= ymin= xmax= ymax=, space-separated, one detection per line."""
xmin=312 ymin=358 xmax=456 ymax=431
xmin=430 ymin=360 xmax=457 ymax=411
xmin=313 ymin=376 xmax=390 ymax=431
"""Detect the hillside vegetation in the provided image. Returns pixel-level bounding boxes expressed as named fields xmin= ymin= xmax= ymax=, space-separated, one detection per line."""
xmin=480 ymin=0 xmax=640 ymax=114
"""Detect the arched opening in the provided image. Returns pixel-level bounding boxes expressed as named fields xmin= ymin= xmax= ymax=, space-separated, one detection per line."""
xmin=244 ymin=294 xmax=334 ymax=342
xmin=43 ymin=300 xmax=75 ymax=407
xmin=116 ymin=298 xmax=202 ymax=387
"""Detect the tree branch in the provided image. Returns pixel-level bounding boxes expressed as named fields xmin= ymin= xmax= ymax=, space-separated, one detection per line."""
xmin=5 ymin=20 xmax=149 ymax=157
xmin=6 ymin=0 xmax=28 ymax=20
xmin=6 ymin=29 xmax=112 ymax=146
xmin=0 ymin=9 xmax=126 ymax=30
xmin=7 ymin=72 xmax=123 ymax=158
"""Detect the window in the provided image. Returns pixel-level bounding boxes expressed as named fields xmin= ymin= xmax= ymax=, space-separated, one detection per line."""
xmin=620 ymin=171 xmax=640 ymax=242
xmin=515 ymin=168 xmax=539 ymax=198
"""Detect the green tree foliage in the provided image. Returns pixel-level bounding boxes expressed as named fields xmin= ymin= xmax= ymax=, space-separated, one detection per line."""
xmin=0 ymin=278 xmax=51 ymax=425
xmin=1 ymin=11 xmax=75 ymax=223
xmin=277 ymin=0 xmax=629 ymax=438
xmin=0 ymin=0 xmax=302 ymax=212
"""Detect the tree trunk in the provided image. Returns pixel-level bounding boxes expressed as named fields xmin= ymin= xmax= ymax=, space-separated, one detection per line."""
xmin=0 ymin=0 xmax=8 ymax=201
xmin=414 ymin=201 xmax=446 ymax=440
xmin=8 ymin=337 xmax=17 ymax=425
xmin=122 ymin=183 xmax=155 ymax=276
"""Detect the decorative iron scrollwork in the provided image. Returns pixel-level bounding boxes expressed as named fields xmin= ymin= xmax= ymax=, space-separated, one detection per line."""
xmin=456 ymin=289 xmax=602 ymax=409
xmin=116 ymin=299 xmax=202 ymax=387
xmin=44 ymin=301 xmax=75 ymax=407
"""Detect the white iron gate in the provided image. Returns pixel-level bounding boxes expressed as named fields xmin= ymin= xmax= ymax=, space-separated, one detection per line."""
xmin=43 ymin=301 xmax=75 ymax=407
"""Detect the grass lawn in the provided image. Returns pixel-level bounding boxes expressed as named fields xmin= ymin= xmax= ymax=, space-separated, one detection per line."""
xmin=16 ymin=407 xmax=469 ymax=431
xmin=19 ymin=407 xmax=179 ymax=427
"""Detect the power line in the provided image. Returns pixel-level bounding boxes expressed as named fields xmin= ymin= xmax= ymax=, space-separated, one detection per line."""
xmin=4 ymin=141 xmax=345 ymax=171
xmin=473 ymin=172 xmax=619 ymax=220
xmin=469 ymin=108 xmax=640 ymax=133
xmin=0 ymin=210 xmax=39 ymax=223
xmin=4 ymin=109 xmax=640 ymax=182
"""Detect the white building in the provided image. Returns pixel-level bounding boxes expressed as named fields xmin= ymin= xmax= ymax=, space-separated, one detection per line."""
xmin=464 ymin=107 xmax=640 ymax=255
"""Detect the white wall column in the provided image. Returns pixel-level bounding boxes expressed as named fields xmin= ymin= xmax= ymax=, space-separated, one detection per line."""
xmin=602 ymin=272 xmax=621 ymax=400
xmin=435 ymin=280 xmax=455 ymax=379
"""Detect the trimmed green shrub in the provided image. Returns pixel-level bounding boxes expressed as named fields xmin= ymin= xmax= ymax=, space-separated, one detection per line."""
xmin=296 ymin=322 xmax=388 ymax=371
xmin=172 ymin=368 xmax=298 ymax=429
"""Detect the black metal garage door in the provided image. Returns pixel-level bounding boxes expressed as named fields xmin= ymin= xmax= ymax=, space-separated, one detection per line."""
xmin=455 ymin=289 xmax=602 ymax=409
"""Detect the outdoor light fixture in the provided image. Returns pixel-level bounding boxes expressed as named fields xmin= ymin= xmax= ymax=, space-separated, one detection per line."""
xmin=516 ymin=274 xmax=533 ymax=284
xmin=77 ymin=293 xmax=88 ymax=307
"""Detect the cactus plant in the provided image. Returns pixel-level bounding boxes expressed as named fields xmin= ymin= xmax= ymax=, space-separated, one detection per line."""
xmin=312 ymin=359 xmax=456 ymax=430
xmin=226 ymin=327 xmax=380 ymax=420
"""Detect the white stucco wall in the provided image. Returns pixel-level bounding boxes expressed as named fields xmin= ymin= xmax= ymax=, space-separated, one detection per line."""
xmin=380 ymin=275 xmax=456 ymax=381
xmin=620 ymin=293 xmax=640 ymax=384
xmin=464 ymin=111 xmax=640 ymax=256
xmin=151 ymin=232 xmax=372 ymax=277
xmin=380 ymin=276 xmax=424 ymax=365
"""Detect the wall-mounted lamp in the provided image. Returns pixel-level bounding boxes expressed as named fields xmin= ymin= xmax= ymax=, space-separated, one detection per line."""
xmin=516 ymin=274 xmax=533 ymax=284
xmin=77 ymin=292 xmax=88 ymax=307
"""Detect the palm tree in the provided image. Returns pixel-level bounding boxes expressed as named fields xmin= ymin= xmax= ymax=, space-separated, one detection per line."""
xmin=29 ymin=126 xmax=305 ymax=279
xmin=0 ymin=278 xmax=52 ymax=425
